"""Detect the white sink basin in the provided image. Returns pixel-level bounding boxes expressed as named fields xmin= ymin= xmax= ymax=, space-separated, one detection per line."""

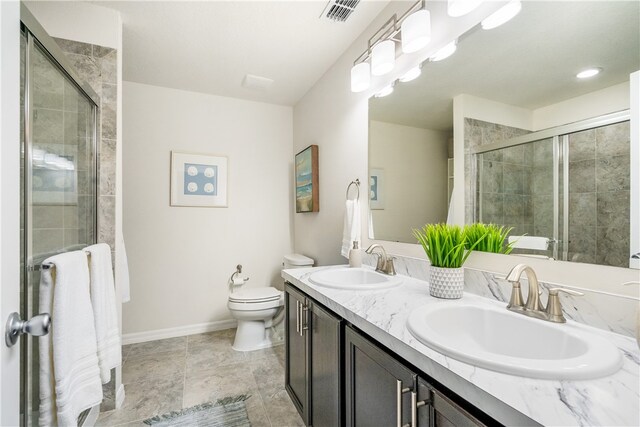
xmin=406 ymin=300 xmax=623 ymax=380
xmin=309 ymin=267 xmax=402 ymax=290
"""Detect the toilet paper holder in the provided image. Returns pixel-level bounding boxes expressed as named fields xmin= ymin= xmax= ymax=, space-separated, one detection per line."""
xmin=230 ymin=264 xmax=250 ymax=286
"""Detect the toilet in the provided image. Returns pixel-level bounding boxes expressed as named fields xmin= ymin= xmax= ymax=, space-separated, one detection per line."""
xmin=228 ymin=254 xmax=314 ymax=351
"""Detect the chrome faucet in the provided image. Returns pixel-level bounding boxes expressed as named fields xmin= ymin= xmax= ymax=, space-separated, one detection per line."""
xmin=505 ymin=264 xmax=583 ymax=323
xmin=365 ymin=244 xmax=396 ymax=276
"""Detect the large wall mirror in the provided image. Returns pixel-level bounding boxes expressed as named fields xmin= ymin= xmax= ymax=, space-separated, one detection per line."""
xmin=368 ymin=1 xmax=639 ymax=269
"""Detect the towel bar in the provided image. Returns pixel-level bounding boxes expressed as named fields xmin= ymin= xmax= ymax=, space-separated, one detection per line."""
xmin=346 ymin=179 xmax=360 ymax=200
xmin=37 ymin=250 xmax=92 ymax=271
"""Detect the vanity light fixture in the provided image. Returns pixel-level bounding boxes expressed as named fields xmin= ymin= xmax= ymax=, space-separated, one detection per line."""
xmin=399 ymin=66 xmax=422 ymax=83
xmin=371 ymin=39 xmax=396 ymax=76
xmin=401 ymin=9 xmax=431 ymax=53
xmin=447 ymin=0 xmax=483 ymax=17
xmin=429 ymin=40 xmax=457 ymax=62
xmin=375 ymin=84 xmax=394 ymax=98
xmin=350 ymin=62 xmax=371 ymax=92
xmin=576 ymin=68 xmax=602 ymax=79
xmin=481 ymin=0 xmax=522 ymax=30
xmin=350 ymin=0 xmax=431 ymax=93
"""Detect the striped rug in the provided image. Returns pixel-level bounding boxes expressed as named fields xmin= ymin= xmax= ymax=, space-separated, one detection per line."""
xmin=144 ymin=395 xmax=251 ymax=426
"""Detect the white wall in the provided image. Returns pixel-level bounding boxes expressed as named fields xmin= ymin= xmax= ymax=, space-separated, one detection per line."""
xmin=369 ymin=120 xmax=449 ymax=242
xmin=122 ymin=82 xmax=293 ymax=337
xmin=293 ymin=2 xmax=640 ymax=294
xmin=631 ymin=71 xmax=639 ymax=269
xmin=0 ymin=2 xmax=21 ymax=424
xmin=532 ymin=81 xmax=630 ymax=130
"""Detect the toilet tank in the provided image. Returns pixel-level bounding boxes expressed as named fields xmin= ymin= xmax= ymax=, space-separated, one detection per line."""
xmin=283 ymin=254 xmax=314 ymax=269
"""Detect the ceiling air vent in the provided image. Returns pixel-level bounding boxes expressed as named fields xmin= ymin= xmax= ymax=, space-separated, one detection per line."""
xmin=321 ymin=0 xmax=360 ymax=22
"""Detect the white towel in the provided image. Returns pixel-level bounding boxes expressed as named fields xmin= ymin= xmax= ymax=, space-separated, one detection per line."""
xmin=508 ymin=235 xmax=550 ymax=251
xmin=85 ymin=243 xmax=122 ymax=384
xmin=117 ymin=231 xmax=131 ymax=303
xmin=39 ymin=251 xmax=103 ymax=427
xmin=341 ymin=199 xmax=361 ymax=258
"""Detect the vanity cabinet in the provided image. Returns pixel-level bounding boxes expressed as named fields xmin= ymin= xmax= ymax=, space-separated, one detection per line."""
xmin=345 ymin=325 xmax=487 ymax=427
xmin=286 ymin=282 xmax=493 ymax=427
xmin=345 ymin=325 xmax=418 ymax=426
xmin=285 ymin=284 xmax=342 ymax=427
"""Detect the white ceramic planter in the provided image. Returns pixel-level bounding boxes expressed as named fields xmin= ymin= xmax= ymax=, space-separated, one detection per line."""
xmin=429 ymin=266 xmax=464 ymax=299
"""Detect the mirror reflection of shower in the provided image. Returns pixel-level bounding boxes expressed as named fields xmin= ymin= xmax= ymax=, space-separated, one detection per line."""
xmin=475 ymin=113 xmax=632 ymax=268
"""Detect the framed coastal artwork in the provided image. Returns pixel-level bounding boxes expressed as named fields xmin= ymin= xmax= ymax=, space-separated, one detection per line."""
xmin=369 ymin=168 xmax=384 ymax=210
xmin=170 ymin=151 xmax=228 ymax=207
xmin=295 ymin=145 xmax=319 ymax=213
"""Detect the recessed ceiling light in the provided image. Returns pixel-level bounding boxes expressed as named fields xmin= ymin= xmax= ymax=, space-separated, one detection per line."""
xmin=375 ymin=85 xmax=394 ymax=98
xmin=576 ymin=68 xmax=602 ymax=79
xmin=399 ymin=66 xmax=422 ymax=83
xmin=481 ymin=0 xmax=522 ymax=30
xmin=430 ymin=41 xmax=457 ymax=62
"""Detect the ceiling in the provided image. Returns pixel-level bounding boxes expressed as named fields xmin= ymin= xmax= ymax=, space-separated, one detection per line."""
xmin=369 ymin=1 xmax=640 ymax=131
xmin=93 ymin=0 xmax=390 ymax=106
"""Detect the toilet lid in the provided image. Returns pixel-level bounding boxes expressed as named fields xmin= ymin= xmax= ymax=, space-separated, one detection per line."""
xmin=229 ymin=287 xmax=282 ymax=303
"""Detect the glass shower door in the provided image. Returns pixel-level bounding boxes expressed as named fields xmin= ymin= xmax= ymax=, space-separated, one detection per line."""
xmin=21 ymin=28 xmax=98 ymax=426
xmin=477 ymin=137 xmax=558 ymax=258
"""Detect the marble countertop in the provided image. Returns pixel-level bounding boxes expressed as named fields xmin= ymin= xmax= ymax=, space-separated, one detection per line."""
xmin=282 ymin=265 xmax=640 ymax=427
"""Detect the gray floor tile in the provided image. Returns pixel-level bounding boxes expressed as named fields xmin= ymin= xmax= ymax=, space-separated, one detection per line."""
xmin=125 ymin=336 xmax=187 ymax=359
xmin=96 ymin=374 xmax=183 ymax=426
xmin=122 ymin=349 xmax=186 ymax=385
xmin=183 ymin=361 xmax=258 ymax=407
xmin=262 ymin=389 xmax=305 ymax=427
xmin=101 ymin=329 xmax=300 ymax=427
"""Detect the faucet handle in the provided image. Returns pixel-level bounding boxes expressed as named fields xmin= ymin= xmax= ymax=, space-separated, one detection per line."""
xmin=506 ymin=281 xmax=525 ymax=311
xmin=545 ymin=287 xmax=584 ymax=323
xmin=385 ymin=256 xmax=396 ymax=276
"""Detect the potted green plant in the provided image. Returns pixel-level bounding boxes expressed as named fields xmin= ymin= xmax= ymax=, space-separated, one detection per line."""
xmin=464 ymin=223 xmax=515 ymax=254
xmin=413 ymin=223 xmax=485 ymax=299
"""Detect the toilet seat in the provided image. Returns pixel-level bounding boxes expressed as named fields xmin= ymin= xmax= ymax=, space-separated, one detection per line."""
xmin=228 ymin=287 xmax=282 ymax=304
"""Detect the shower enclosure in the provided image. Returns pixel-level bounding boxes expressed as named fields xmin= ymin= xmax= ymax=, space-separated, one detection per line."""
xmin=20 ymin=6 xmax=99 ymax=426
xmin=473 ymin=111 xmax=632 ymax=268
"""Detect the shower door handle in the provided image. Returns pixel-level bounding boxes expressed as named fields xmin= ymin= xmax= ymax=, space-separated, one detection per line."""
xmin=5 ymin=312 xmax=51 ymax=348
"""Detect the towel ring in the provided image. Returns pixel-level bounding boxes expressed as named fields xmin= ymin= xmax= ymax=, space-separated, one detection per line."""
xmin=346 ymin=179 xmax=360 ymax=200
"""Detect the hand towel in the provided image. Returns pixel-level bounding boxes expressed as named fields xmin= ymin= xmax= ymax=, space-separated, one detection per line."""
xmin=508 ymin=235 xmax=550 ymax=251
xmin=117 ymin=231 xmax=131 ymax=303
xmin=39 ymin=251 xmax=103 ymax=427
xmin=85 ymin=243 xmax=122 ymax=384
xmin=341 ymin=199 xmax=361 ymax=258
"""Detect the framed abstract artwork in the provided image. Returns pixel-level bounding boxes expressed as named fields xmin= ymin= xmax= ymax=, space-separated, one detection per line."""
xmin=170 ymin=151 xmax=228 ymax=207
xmin=295 ymin=145 xmax=319 ymax=213
xmin=369 ymin=168 xmax=384 ymax=210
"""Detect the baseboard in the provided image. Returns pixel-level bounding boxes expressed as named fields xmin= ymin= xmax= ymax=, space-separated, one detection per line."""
xmin=122 ymin=319 xmax=237 ymax=345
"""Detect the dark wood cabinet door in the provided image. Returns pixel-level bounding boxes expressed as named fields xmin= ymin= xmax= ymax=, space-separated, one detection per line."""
xmin=285 ymin=285 xmax=310 ymax=425
xmin=345 ymin=326 xmax=416 ymax=427
xmin=309 ymin=301 xmax=343 ymax=427
xmin=429 ymin=382 xmax=486 ymax=427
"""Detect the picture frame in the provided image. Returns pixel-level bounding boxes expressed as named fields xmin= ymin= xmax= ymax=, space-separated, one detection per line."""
xmin=170 ymin=151 xmax=228 ymax=207
xmin=295 ymin=145 xmax=319 ymax=213
xmin=369 ymin=168 xmax=384 ymax=210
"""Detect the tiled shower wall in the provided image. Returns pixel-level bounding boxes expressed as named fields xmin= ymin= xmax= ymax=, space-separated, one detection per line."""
xmin=53 ymin=37 xmax=119 ymax=410
xmin=567 ymin=122 xmax=630 ymax=267
xmin=53 ymin=37 xmax=117 ymax=261
xmin=463 ymin=118 xmax=531 ymax=230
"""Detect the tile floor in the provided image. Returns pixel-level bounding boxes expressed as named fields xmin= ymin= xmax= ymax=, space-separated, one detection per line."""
xmin=97 ymin=328 xmax=304 ymax=426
